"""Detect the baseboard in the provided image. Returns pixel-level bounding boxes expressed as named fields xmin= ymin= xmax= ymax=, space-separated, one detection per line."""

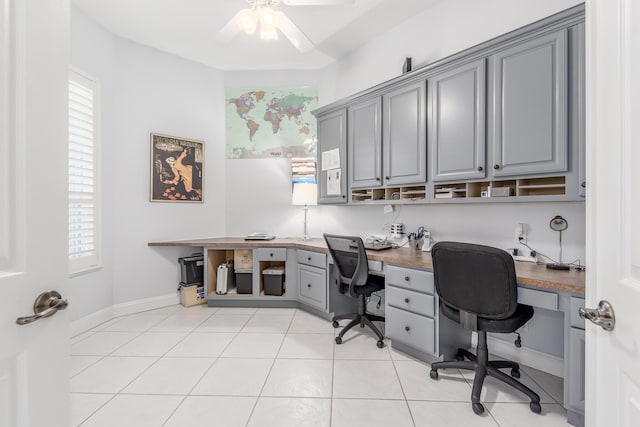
xmin=112 ymin=293 xmax=179 ymax=317
xmin=69 ymin=305 xmax=114 ymax=337
xmin=69 ymin=293 xmax=179 ymax=337
xmin=486 ymin=335 xmax=564 ymax=378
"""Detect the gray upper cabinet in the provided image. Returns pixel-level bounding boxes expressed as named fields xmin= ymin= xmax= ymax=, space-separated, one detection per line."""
xmin=348 ymin=97 xmax=382 ymax=189
xmin=317 ymin=109 xmax=347 ymax=204
xmin=490 ymin=30 xmax=568 ymax=177
xmin=429 ymin=59 xmax=487 ymax=181
xmin=383 ymin=81 xmax=427 ymax=186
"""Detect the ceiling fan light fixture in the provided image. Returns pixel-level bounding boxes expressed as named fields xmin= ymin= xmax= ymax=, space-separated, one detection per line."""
xmin=258 ymin=6 xmax=279 ymax=40
xmin=238 ymin=9 xmax=258 ymax=34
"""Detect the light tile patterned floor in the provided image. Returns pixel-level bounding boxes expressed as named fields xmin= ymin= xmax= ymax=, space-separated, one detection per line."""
xmin=70 ymin=305 xmax=571 ymax=427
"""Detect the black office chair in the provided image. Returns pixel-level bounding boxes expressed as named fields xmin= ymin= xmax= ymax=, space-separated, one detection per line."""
xmin=429 ymin=241 xmax=541 ymax=415
xmin=324 ymin=234 xmax=385 ymax=348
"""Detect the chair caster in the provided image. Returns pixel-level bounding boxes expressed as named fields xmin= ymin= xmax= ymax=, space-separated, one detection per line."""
xmin=429 ymin=369 xmax=438 ymax=380
xmin=511 ymin=368 xmax=521 ymax=379
xmin=530 ymin=402 xmax=542 ymax=414
xmin=456 ymin=349 xmax=465 ymax=361
xmin=472 ymin=403 xmax=485 ymax=415
xmin=332 ymin=320 xmax=339 ymax=328
xmin=335 ymin=336 xmax=343 ymax=344
xmin=376 ymin=340 xmax=384 ymax=349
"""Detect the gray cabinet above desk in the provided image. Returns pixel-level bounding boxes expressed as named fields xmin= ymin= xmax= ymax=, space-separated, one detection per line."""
xmin=313 ymin=4 xmax=585 ymax=205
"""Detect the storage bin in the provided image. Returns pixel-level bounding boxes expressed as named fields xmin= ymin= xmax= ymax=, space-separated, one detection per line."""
xmin=180 ymin=284 xmax=206 ymax=307
xmin=234 ymin=249 xmax=253 ymax=270
xmin=235 ymin=268 xmax=253 ymax=294
xmin=178 ymin=253 xmax=204 ymax=285
xmin=263 ymin=266 xmax=285 ymax=296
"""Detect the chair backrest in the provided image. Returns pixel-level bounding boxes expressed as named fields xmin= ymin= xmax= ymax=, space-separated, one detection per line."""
xmin=323 ymin=234 xmax=369 ymax=292
xmin=431 ymin=241 xmax=518 ymax=320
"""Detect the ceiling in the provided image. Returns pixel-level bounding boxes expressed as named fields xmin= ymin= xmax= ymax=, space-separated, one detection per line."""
xmin=72 ymin=0 xmax=440 ymax=70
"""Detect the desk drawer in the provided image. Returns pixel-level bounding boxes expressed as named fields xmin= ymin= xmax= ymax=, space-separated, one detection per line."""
xmin=257 ymin=248 xmax=287 ymax=261
xmin=386 ymin=286 xmax=435 ymax=318
xmin=386 ymin=306 xmax=436 ymax=355
xmin=517 ymin=287 xmax=558 ymax=311
xmin=385 ymin=265 xmax=434 ymax=294
xmin=297 ymin=249 xmax=326 ymax=268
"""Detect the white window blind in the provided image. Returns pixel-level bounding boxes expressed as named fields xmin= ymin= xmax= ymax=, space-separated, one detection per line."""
xmin=69 ymin=69 xmax=100 ymax=275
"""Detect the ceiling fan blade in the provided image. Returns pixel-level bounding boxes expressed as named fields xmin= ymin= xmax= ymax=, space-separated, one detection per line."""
xmin=281 ymin=0 xmax=355 ymax=6
xmin=216 ymin=9 xmax=256 ymax=43
xmin=274 ymin=11 xmax=315 ymax=53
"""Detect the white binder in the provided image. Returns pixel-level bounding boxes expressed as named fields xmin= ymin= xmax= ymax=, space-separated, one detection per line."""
xmin=216 ymin=264 xmax=229 ymax=294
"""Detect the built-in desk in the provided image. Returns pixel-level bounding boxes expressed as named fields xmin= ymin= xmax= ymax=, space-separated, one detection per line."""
xmin=149 ymin=237 xmax=585 ymax=426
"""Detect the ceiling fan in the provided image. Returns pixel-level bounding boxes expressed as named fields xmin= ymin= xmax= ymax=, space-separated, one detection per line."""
xmin=217 ymin=0 xmax=354 ymax=53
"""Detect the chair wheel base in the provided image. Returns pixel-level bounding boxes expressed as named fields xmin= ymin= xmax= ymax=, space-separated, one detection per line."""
xmin=332 ymin=320 xmax=339 ymax=328
xmin=472 ymin=403 xmax=485 ymax=415
xmin=376 ymin=340 xmax=384 ymax=349
xmin=430 ymin=369 xmax=438 ymax=380
xmin=335 ymin=336 xmax=342 ymax=344
xmin=530 ymin=402 xmax=542 ymax=414
xmin=511 ymin=368 xmax=520 ymax=378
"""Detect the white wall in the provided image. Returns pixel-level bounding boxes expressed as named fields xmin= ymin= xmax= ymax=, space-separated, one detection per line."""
xmin=70 ymin=8 xmax=227 ymax=317
xmin=111 ymin=38 xmax=227 ymax=305
xmin=322 ymin=0 xmax=584 ymax=104
xmin=223 ymin=0 xmax=586 ymax=263
xmin=69 ymin=8 xmax=116 ymax=320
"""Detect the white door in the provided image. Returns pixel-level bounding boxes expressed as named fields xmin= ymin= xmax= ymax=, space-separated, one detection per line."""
xmin=0 ymin=0 xmax=70 ymax=426
xmin=585 ymin=0 xmax=640 ymax=425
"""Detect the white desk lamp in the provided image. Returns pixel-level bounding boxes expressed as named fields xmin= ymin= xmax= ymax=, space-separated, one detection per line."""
xmin=292 ymin=183 xmax=317 ymax=240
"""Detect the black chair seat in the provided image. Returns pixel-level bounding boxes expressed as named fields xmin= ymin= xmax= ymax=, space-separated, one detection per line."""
xmin=441 ymin=303 xmax=534 ymax=334
xmin=352 ymin=275 xmax=385 ymax=296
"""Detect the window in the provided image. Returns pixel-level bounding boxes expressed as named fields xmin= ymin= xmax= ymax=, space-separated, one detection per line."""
xmin=68 ymin=69 xmax=100 ymax=275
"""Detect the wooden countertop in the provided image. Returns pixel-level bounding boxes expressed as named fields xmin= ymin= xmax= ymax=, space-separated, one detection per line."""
xmin=149 ymin=237 xmax=585 ymax=295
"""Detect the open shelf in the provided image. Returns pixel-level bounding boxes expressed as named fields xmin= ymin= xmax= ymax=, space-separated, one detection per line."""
xmin=351 ymin=185 xmax=427 ymax=203
xmin=206 ymin=249 xmax=235 ymax=297
xmin=432 ymin=176 xmax=566 ymax=201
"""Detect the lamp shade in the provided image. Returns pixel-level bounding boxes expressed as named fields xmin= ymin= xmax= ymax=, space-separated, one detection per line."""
xmin=292 ymin=183 xmax=317 ymax=206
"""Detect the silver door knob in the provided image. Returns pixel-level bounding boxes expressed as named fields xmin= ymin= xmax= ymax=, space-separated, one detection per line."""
xmin=16 ymin=290 xmax=68 ymax=325
xmin=579 ymin=300 xmax=615 ymax=331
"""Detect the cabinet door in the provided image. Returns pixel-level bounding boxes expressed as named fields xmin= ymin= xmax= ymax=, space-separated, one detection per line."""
xmin=317 ymin=109 xmax=347 ymax=204
xmin=383 ymin=81 xmax=427 ymax=185
xmin=491 ymin=30 xmax=568 ymax=176
xmin=348 ymin=97 xmax=382 ymax=189
xmin=297 ymin=264 xmax=327 ymax=311
xmin=573 ymin=23 xmax=586 ymax=197
xmin=430 ymin=59 xmax=486 ymax=181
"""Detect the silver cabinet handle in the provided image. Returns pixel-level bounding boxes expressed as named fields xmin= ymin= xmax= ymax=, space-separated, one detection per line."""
xmin=16 ymin=290 xmax=68 ymax=325
xmin=579 ymin=300 xmax=615 ymax=331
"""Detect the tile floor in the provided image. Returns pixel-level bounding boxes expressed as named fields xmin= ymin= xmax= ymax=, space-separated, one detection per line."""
xmin=70 ymin=305 xmax=572 ymax=427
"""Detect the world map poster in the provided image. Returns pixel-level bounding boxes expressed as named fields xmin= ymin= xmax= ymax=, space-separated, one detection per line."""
xmin=225 ymin=86 xmax=318 ymax=159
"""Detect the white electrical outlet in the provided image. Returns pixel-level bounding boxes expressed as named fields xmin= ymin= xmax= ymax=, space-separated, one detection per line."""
xmin=515 ymin=223 xmax=527 ymax=245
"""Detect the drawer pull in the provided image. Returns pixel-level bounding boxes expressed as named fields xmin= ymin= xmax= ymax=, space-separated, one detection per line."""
xmin=307 ymin=284 xmax=312 ymax=288
xmin=308 ymin=257 xmax=312 ymax=261
xmin=270 ymin=253 xmax=274 ymax=257
xmin=404 ymin=298 xmax=410 ymax=303
xmin=494 ymin=164 xmax=500 ymax=170
xmin=477 ymin=166 xmax=483 ymax=171
xmin=404 ymin=326 xmax=411 ymax=332
xmin=404 ymin=276 xmax=410 ymax=282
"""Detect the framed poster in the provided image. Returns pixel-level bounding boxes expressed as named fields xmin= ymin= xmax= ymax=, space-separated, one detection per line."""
xmin=150 ymin=133 xmax=204 ymax=202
